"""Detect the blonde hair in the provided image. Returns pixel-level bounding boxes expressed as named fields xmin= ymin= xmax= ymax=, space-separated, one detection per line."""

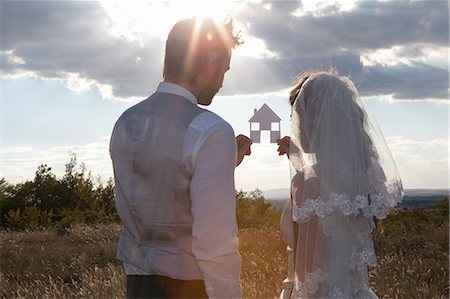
xmin=289 ymin=68 xmax=339 ymax=105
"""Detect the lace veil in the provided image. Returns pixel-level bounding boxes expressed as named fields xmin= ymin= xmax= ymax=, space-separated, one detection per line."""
xmin=286 ymin=72 xmax=403 ymax=297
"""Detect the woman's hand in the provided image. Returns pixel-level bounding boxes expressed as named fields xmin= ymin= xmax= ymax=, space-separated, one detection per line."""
xmin=236 ymin=134 xmax=252 ymax=167
xmin=277 ymin=136 xmax=290 ymax=158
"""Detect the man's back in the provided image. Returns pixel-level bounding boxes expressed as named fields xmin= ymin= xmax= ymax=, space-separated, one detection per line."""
xmin=111 ymin=90 xmax=206 ymax=275
xmin=110 ymin=83 xmax=241 ymax=298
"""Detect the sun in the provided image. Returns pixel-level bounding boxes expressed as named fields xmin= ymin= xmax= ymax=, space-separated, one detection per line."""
xmin=101 ymin=1 xmax=237 ymax=40
xmin=100 ymin=1 xmax=275 ymax=59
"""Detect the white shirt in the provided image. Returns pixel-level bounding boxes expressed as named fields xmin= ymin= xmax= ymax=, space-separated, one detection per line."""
xmin=116 ymin=82 xmax=241 ymax=299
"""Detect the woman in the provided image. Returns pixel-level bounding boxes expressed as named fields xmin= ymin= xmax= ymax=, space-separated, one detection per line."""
xmin=277 ymin=70 xmax=403 ymax=298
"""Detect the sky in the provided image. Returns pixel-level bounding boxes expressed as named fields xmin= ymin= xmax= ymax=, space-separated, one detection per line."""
xmin=1 ymin=0 xmax=449 ymax=192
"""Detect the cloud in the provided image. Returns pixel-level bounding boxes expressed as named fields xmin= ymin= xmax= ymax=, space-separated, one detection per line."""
xmin=234 ymin=0 xmax=449 ymax=100
xmin=1 ymin=1 xmax=164 ymax=99
xmin=2 ymin=138 xmax=113 ymax=184
xmin=238 ymin=0 xmax=448 ymax=57
xmin=386 ymin=136 xmax=449 ymax=189
xmin=2 ymin=77 xmax=131 ymax=148
xmin=355 ymin=62 xmax=448 ymax=99
xmin=1 ymin=0 xmax=448 ymax=101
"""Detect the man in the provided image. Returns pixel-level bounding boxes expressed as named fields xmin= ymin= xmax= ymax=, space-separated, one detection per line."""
xmin=110 ymin=17 xmax=251 ymax=299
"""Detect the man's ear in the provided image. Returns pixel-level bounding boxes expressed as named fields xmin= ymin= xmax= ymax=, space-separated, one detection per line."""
xmin=197 ymin=59 xmax=216 ymax=85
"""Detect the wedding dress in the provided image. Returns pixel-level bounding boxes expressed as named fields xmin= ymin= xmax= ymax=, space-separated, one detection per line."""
xmin=280 ymin=73 xmax=403 ymax=299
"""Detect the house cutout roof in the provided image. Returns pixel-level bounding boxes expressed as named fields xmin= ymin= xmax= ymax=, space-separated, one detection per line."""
xmin=248 ymin=103 xmax=281 ymax=144
xmin=248 ymin=103 xmax=281 ymax=123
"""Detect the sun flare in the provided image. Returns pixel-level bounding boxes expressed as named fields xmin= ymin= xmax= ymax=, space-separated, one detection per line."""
xmin=101 ymin=1 xmax=237 ymax=40
xmin=101 ymin=1 xmax=274 ymax=58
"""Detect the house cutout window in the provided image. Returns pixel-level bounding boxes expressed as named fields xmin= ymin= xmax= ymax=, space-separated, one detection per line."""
xmin=251 ymin=122 xmax=260 ymax=131
xmin=248 ymin=103 xmax=282 ymax=143
xmin=271 ymin=122 xmax=279 ymax=131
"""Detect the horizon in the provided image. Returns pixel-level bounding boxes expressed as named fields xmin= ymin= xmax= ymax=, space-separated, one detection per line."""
xmin=258 ymin=186 xmax=450 ymax=199
xmin=2 ymin=0 xmax=449 ymax=190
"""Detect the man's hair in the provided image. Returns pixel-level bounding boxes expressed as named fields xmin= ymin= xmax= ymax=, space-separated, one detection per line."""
xmin=163 ymin=17 xmax=243 ymax=84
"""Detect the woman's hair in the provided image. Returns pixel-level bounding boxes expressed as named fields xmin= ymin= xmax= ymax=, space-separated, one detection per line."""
xmin=163 ymin=17 xmax=243 ymax=84
xmin=290 ymin=68 xmax=378 ymax=166
xmin=289 ymin=68 xmax=339 ymax=106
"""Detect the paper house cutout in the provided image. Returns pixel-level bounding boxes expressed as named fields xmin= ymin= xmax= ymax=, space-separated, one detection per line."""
xmin=248 ymin=103 xmax=281 ymax=143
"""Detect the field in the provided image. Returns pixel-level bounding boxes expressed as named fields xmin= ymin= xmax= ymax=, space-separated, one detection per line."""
xmin=1 ymin=208 xmax=448 ymax=299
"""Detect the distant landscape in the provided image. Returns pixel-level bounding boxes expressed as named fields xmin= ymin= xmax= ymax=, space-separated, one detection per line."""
xmin=262 ymin=188 xmax=450 ymax=210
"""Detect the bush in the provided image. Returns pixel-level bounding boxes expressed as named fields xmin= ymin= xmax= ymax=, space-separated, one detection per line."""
xmin=432 ymin=197 xmax=449 ymax=219
xmin=5 ymin=206 xmax=56 ymax=230
xmin=2 ymin=154 xmax=285 ymax=231
xmin=378 ymin=196 xmax=449 ymax=237
xmin=236 ymin=189 xmax=281 ymax=229
xmin=2 ymin=155 xmax=285 ymax=231
xmin=0 ymin=154 xmax=118 ymax=230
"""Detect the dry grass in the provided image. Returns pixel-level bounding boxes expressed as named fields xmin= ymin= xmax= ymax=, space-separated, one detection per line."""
xmin=0 ymin=224 xmax=125 ymax=299
xmin=371 ymin=217 xmax=449 ymax=299
xmin=239 ymin=228 xmax=286 ymax=299
xmin=0 ymin=212 xmax=448 ymax=299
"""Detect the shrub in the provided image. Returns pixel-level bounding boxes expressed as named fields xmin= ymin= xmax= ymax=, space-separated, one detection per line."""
xmin=5 ymin=206 xmax=56 ymax=230
xmin=236 ymin=189 xmax=281 ymax=229
xmin=1 ymin=154 xmax=119 ymax=230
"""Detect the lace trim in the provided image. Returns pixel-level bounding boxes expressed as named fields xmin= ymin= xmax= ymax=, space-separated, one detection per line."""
xmin=291 ymin=156 xmax=403 ymax=223
xmin=294 ymin=268 xmax=328 ymax=297
xmin=368 ymin=159 xmax=403 ymax=209
xmin=292 ymin=266 xmax=375 ymax=298
xmin=350 ymin=247 xmax=377 ymax=273
xmin=292 ymin=181 xmax=402 ymax=224
xmin=293 ymin=271 xmax=355 ymax=298
xmin=328 ymin=287 xmax=345 ymax=299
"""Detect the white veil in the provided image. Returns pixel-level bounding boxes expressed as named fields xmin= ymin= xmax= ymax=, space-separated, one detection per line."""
xmin=287 ymin=72 xmax=403 ymax=298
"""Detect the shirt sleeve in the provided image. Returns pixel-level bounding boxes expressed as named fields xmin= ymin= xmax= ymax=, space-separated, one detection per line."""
xmin=190 ymin=121 xmax=241 ymax=299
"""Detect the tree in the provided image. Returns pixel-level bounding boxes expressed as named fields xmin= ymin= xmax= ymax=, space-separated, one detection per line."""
xmin=1 ymin=153 xmax=118 ymax=230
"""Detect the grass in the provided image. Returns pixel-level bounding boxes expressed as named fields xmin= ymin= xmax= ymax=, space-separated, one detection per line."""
xmin=0 ymin=209 xmax=448 ymax=299
xmin=0 ymin=225 xmax=124 ymax=298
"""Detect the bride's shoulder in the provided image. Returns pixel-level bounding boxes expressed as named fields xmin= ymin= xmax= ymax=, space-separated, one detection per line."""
xmin=291 ymin=171 xmax=305 ymax=190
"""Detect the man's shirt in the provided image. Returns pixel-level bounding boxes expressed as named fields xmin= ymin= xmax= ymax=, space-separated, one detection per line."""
xmin=110 ymin=82 xmax=241 ymax=299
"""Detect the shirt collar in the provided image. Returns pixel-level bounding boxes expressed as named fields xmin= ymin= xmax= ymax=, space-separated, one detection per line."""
xmin=156 ymin=82 xmax=198 ymax=105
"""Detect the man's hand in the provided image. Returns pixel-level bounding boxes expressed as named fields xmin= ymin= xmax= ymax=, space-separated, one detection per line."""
xmin=236 ymin=134 xmax=252 ymax=167
xmin=277 ymin=136 xmax=290 ymax=158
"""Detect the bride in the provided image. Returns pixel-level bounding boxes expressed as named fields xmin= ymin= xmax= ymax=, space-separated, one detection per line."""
xmin=277 ymin=70 xmax=403 ymax=298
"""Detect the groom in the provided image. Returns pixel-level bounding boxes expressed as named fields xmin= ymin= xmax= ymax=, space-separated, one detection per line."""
xmin=110 ymin=17 xmax=251 ymax=299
